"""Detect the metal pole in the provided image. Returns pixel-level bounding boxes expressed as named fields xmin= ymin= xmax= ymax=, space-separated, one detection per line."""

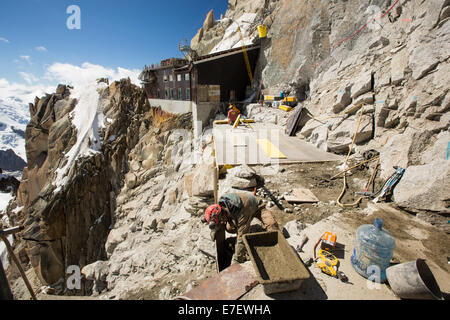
xmin=0 ymin=229 xmax=37 ymax=300
xmin=0 ymin=258 xmax=14 ymax=300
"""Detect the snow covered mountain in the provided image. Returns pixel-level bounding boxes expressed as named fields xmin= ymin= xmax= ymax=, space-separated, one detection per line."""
xmin=0 ymin=96 xmax=29 ymax=164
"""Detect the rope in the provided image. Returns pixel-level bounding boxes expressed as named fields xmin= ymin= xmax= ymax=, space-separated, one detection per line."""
xmin=330 ymin=155 xmax=380 ymax=180
xmin=333 ymin=0 xmax=401 ymax=49
xmin=309 ymin=102 xmax=366 ymax=125
xmin=337 ymin=105 xmax=365 ymax=208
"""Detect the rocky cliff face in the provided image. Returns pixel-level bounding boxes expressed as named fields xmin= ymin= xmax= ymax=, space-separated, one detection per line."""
xmin=7 ymin=80 xmax=156 ymax=293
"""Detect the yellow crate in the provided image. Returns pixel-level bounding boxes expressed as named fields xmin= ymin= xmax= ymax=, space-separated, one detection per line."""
xmin=264 ymin=95 xmax=275 ymax=101
xmin=283 ymin=97 xmax=296 ymax=102
xmin=279 ymin=105 xmax=293 ymax=112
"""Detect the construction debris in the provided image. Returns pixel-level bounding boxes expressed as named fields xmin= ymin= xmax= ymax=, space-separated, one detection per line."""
xmin=284 ymin=187 xmax=319 ymax=204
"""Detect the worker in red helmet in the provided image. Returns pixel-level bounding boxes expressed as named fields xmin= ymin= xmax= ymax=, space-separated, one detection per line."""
xmin=202 ymin=192 xmax=279 ymax=264
xmin=227 ymin=104 xmax=240 ymax=125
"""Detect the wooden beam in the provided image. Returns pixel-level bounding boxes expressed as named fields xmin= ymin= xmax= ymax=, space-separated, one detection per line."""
xmin=0 ymin=234 xmax=37 ymax=300
xmin=0 ymin=226 xmax=24 ymax=237
xmin=0 ymin=259 xmax=14 ymax=300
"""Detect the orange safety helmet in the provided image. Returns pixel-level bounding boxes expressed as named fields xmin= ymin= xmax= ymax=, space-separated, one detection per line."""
xmin=202 ymin=204 xmax=222 ymax=229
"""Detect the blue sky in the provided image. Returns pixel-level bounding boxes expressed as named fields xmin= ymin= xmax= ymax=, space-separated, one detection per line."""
xmin=0 ymin=0 xmax=228 ymax=86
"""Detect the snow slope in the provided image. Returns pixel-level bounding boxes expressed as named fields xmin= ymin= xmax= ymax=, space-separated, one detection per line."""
xmin=53 ymin=82 xmax=108 ymax=191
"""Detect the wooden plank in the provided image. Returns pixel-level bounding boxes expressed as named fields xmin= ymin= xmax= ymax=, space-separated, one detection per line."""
xmin=198 ymin=85 xmax=208 ymax=102
xmin=0 ymin=259 xmax=13 ymax=300
xmin=0 ymin=226 xmax=24 ymax=236
xmin=286 ymin=104 xmax=304 ymax=136
xmin=215 ymin=228 xmax=226 ymax=273
xmin=208 ymin=85 xmax=221 ymax=102
xmin=285 ymin=187 xmax=319 ymax=203
xmin=0 ymin=234 xmax=37 ymax=300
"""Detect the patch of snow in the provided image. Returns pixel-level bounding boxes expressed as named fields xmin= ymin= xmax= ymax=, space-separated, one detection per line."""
xmin=2 ymin=170 xmax=22 ymax=180
xmin=12 ymin=206 xmax=23 ymax=214
xmin=0 ymin=234 xmax=13 ymax=269
xmin=53 ymin=82 xmax=108 ymax=191
xmin=210 ymin=13 xmax=257 ymax=54
xmin=0 ymin=192 xmax=12 ymax=212
xmin=0 ymin=192 xmax=13 ymax=268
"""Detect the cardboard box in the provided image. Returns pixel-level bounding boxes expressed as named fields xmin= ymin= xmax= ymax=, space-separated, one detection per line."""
xmin=208 ymin=85 xmax=221 ymax=102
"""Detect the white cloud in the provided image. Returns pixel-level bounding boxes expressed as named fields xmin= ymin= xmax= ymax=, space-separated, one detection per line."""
xmin=19 ymin=55 xmax=31 ymax=64
xmin=19 ymin=72 xmax=39 ymax=85
xmin=35 ymin=46 xmax=47 ymax=52
xmin=0 ymin=37 xmax=9 ymax=43
xmin=0 ymin=61 xmax=140 ymax=109
xmin=0 ymin=78 xmax=53 ymax=106
xmin=45 ymin=62 xmax=140 ymax=87
xmin=0 ymin=61 xmax=141 ymax=162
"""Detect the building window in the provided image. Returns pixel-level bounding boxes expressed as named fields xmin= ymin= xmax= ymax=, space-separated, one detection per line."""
xmin=170 ymin=89 xmax=174 ymax=99
xmin=163 ymin=74 xmax=167 ymax=82
xmin=165 ymin=89 xmax=168 ymax=99
xmin=169 ymin=74 xmax=173 ymax=82
xmin=185 ymin=73 xmax=190 ymax=81
xmin=177 ymin=74 xmax=182 ymax=82
xmin=186 ymin=88 xmax=190 ymax=101
xmin=157 ymin=89 xmax=160 ymax=98
xmin=177 ymin=88 xmax=182 ymax=100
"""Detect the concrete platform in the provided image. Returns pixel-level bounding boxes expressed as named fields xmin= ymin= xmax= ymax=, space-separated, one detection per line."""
xmin=213 ymin=123 xmax=341 ymax=166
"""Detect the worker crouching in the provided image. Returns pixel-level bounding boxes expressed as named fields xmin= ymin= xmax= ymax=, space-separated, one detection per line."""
xmin=201 ymin=192 xmax=279 ymax=264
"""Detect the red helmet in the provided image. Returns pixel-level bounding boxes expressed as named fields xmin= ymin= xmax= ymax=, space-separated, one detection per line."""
xmin=203 ymin=205 xmax=222 ymax=228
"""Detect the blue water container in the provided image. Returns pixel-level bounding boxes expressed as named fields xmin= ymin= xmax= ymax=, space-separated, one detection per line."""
xmin=351 ymin=218 xmax=395 ymax=283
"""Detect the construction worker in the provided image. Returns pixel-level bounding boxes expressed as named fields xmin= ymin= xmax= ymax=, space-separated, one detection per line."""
xmin=202 ymin=192 xmax=279 ymax=264
xmin=227 ymin=103 xmax=240 ymax=125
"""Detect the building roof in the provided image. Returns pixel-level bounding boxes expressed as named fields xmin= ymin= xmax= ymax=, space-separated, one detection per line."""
xmin=147 ymin=44 xmax=261 ymax=72
xmin=193 ymin=44 xmax=261 ymax=65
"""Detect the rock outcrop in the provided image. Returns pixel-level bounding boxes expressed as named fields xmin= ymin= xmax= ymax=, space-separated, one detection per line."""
xmin=0 ymin=149 xmax=26 ymax=172
xmin=8 ymin=80 xmax=153 ymax=293
xmin=0 ymin=169 xmax=20 ymax=194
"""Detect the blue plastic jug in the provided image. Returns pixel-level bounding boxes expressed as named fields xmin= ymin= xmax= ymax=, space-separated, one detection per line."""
xmin=351 ymin=218 xmax=395 ymax=283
